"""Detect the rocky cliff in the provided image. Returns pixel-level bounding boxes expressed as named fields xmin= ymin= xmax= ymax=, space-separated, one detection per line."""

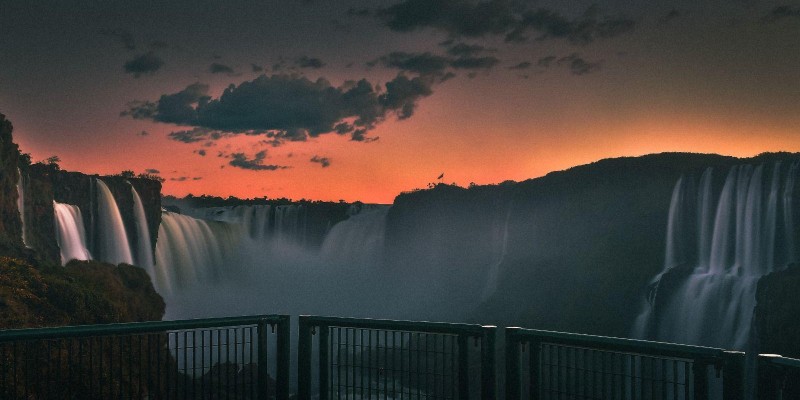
xmin=0 ymin=114 xmax=23 ymax=258
xmin=385 ymin=152 xmax=800 ymax=338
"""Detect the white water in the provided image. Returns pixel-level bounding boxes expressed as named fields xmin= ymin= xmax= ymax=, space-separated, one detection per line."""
xmin=319 ymin=207 xmax=388 ymax=267
xmin=53 ymin=201 xmax=91 ymax=264
xmin=633 ymin=162 xmax=799 ymax=349
xmin=130 ymin=183 xmax=154 ymax=271
xmin=16 ymin=168 xmax=28 ymax=247
xmin=95 ymin=179 xmax=133 ymax=265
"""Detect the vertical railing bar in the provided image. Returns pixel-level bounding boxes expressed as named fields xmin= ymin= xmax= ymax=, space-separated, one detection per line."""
xmin=276 ymin=317 xmax=290 ymax=400
xmin=392 ymin=330 xmax=397 ymax=398
xmin=505 ymin=330 xmax=521 ymax=400
xmin=317 ymin=324 xmax=329 ymax=400
xmin=434 ymin=334 xmax=439 ymax=399
xmin=723 ymin=351 xmax=745 ymax=400
xmin=297 ymin=317 xmax=312 ymax=400
xmin=684 ymin=361 xmax=690 ymax=400
xmin=233 ymin=328 xmax=239 ymax=400
xmin=481 ymin=326 xmax=496 ymax=400
xmin=217 ymin=329 xmax=222 ymax=400
xmin=127 ymin=334 xmax=133 ymax=400
xmin=673 ymin=359 xmax=678 ymax=400
xmin=457 ymin=334 xmax=468 ymax=400
xmin=693 ymin=360 xmax=708 ymax=400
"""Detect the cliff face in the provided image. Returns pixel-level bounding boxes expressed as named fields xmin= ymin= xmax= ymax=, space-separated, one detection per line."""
xmin=754 ymin=265 xmax=800 ymax=358
xmin=0 ymin=113 xmax=161 ymax=267
xmin=385 ymin=153 xmax=800 ymax=338
xmin=0 ymin=114 xmax=22 ymax=257
xmin=0 ymin=257 xmax=165 ymax=328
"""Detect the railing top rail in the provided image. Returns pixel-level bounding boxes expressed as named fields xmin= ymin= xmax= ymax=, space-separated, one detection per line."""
xmin=0 ymin=314 xmax=289 ymax=342
xmin=761 ymin=354 xmax=800 ymax=369
xmin=301 ymin=315 xmax=489 ymax=336
xmin=506 ymin=327 xmax=727 ymax=361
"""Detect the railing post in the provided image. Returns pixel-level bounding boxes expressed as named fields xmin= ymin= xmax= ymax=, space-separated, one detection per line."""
xmin=298 ymin=316 xmax=313 ymax=400
xmin=275 ymin=316 xmax=291 ymax=400
xmin=481 ymin=326 xmax=497 ymax=399
xmin=319 ymin=325 xmax=329 ymax=400
xmin=530 ymin=338 xmax=542 ymax=400
xmin=257 ymin=319 xmax=270 ymax=400
xmin=757 ymin=354 xmax=784 ymax=400
xmin=458 ymin=334 xmax=469 ymax=399
xmin=505 ymin=328 xmax=522 ymax=400
xmin=722 ymin=351 xmax=745 ymax=400
xmin=693 ymin=359 xmax=709 ymax=400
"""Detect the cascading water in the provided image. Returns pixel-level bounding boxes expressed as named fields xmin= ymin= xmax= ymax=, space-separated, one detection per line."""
xmin=16 ymin=167 xmax=29 ymax=247
xmin=130 ymin=183 xmax=154 ymax=271
xmin=53 ymin=202 xmax=92 ymax=264
xmin=319 ymin=206 xmax=388 ymax=267
xmin=633 ymin=162 xmax=799 ymax=349
xmin=480 ymin=203 xmax=513 ymax=301
xmin=95 ymin=179 xmax=134 ymax=265
xmin=154 ymin=211 xmax=243 ymax=295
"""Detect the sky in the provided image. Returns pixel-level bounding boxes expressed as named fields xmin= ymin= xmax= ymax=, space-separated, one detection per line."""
xmin=1 ymin=0 xmax=799 ymax=203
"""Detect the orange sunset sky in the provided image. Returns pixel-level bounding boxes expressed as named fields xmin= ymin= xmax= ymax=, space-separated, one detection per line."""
xmin=2 ymin=1 xmax=799 ymax=203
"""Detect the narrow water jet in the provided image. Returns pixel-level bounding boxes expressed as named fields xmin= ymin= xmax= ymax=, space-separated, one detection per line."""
xmin=53 ymin=201 xmax=91 ymax=264
xmin=95 ymin=179 xmax=133 ymax=265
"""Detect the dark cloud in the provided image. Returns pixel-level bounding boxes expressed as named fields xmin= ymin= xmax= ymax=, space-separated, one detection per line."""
xmin=100 ymin=29 xmax=136 ymax=50
xmin=195 ymin=149 xmax=207 ymax=156
xmin=193 ymin=177 xmax=202 ymax=180
xmin=508 ymin=61 xmax=532 ymax=70
xmin=377 ymin=51 xmax=498 ymax=78
xmin=296 ymin=56 xmax=326 ymax=69
xmin=125 ymin=74 xmax=434 ymax=145
xmin=137 ymin=130 xmax=149 ymax=136
xmin=763 ymin=6 xmax=800 ymax=22
xmin=310 ymin=155 xmax=331 ymax=167
xmin=507 ymin=7 xmax=635 ymax=44
xmin=229 ymin=151 xmax=288 ymax=171
xmin=145 ymin=168 xmax=160 ymax=174
xmin=378 ymin=52 xmax=451 ymax=76
xmin=170 ymin=176 xmax=188 ymax=181
xmin=537 ymin=56 xmax=557 ymax=67
xmin=557 ymin=54 xmax=601 ymax=75
xmin=378 ymin=0 xmax=516 ymax=37
xmin=446 ymin=43 xmax=486 ymax=57
xmin=251 ymin=64 xmax=264 ymax=72
xmin=210 ymin=63 xmax=235 ymax=74
xmin=123 ymin=52 xmax=164 ymax=77
xmin=450 ymin=56 xmax=498 ymax=69
xmin=378 ymin=1 xmax=634 ymax=44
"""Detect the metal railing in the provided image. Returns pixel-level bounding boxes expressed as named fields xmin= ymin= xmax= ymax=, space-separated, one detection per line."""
xmin=757 ymin=354 xmax=800 ymax=400
xmin=0 ymin=315 xmax=290 ymax=400
xmin=4 ymin=315 xmax=800 ymax=399
xmin=505 ymin=327 xmax=746 ymax=400
xmin=297 ymin=316 xmax=496 ymax=399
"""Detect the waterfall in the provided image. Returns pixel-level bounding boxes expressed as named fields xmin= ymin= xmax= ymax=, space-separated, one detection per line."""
xmin=95 ymin=179 xmax=133 ymax=265
xmin=154 ymin=211 xmax=243 ymax=295
xmin=319 ymin=206 xmax=388 ymax=267
xmin=481 ymin=203 xmax=513 ymax=301
xmin=16 ymin=168 xmax=29 ymax=247
xmin=633 ymin=162 xmax=799 ymax=349
xmin=53 ymin=202 xmax=91 ymax=264
xmin=130 ymin=183 xmax=154 ymax=271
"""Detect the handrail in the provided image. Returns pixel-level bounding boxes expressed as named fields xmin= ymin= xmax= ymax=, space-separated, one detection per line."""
xmin=506 ymin=327 xmax=746 ymax=400
xmin=302 ymin=315 xmax=488 ymax=335
xmin=0 ymin=314 xmax=288 ymax=341
xmin=297 ymin=315 xmax=496 ymax=400
xmin=0 ymin=315 xmax=291 ymax=400
xmin=507 ymin=327 xmax=727 ymax=360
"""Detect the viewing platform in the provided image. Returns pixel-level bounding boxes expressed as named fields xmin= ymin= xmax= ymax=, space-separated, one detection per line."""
xmin=1 ymin=314 xmax=797 ymax=399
